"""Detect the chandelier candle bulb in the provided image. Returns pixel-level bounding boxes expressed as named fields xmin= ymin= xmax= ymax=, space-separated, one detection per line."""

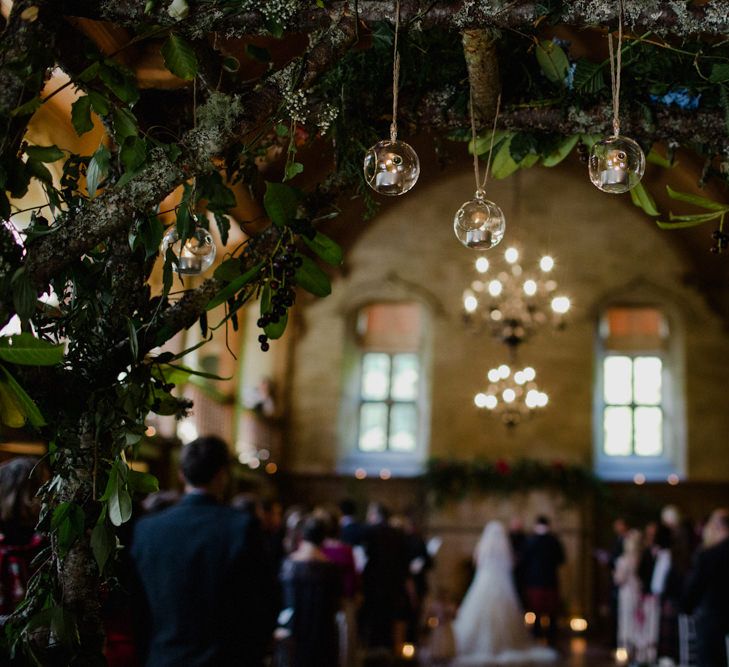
xmin=475 ymin=257 xmax=490 ymax=273
xmin=539 ymin=256 xmax=554 ymax=272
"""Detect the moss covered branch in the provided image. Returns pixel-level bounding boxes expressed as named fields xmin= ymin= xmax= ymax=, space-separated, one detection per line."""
xmin=56 ymin=0 xmax=729 ymax=38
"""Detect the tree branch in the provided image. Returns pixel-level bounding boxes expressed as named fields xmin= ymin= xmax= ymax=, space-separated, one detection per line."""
xmin=462 ymin=29 xmax=500 ymax=129
xmin=56 ymin=0 xmax=729 ymax=38
xmin=23 ymin=15 xmax=359 ymax=287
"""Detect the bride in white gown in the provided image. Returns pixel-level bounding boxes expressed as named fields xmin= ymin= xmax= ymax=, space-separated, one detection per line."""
xmin=452 ymin=521 xmax=557 ymax=665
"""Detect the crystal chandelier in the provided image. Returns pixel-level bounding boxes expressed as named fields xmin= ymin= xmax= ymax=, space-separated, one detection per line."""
xmin=474 ymin=363 xmax=548 ymax=427
xmin=461 ymin=246 xmax=571 ymax=347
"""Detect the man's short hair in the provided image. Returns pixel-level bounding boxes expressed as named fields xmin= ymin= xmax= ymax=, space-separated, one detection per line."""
xmin=301 ymin=516 xmax=326 ymax=546
xmin=339 ymin=498 xmax=357 ymax=517
xmin=536 ymin=515 xmax=551 ymax=526
xmin=180 ymin=436 xmax=230 ymax=486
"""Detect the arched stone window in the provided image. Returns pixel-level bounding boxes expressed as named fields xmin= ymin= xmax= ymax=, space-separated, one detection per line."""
xmin=593 ymin=291 xmax=686 ymax=481
xmin=338 ymin=298 xmax=432 ymax=477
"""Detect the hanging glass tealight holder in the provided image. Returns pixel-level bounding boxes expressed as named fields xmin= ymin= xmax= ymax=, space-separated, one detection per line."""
xmin=160 ymin=221 xmax=217 ymax=275
xmin=588 ymin=135 xmax=645 ymax=194
xmin=454 ymin=189 xmax=505 ymax=250
xmin=363 ymin=140 xmax=420 ymax=196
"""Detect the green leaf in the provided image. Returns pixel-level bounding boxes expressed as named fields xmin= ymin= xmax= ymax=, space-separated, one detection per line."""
xmin=657 ymin=213 xmax=721 ymax=229
xmin=0 ymin=371 xmax=27 ymax=428
xmin=302 ymin=232 xmax=342 ymax=265
xmin=103 ymin=461 xmax=133 ymax=527
xmin=71 ymin=96 xmax=94 ymax=136
xmin=161 ymin=33 xmax=199 ymax=80
xmin=709 ymin=63 xmax=729 ymax=84
xmin=214 ymin=211 xmax=231 ymax=246
xmin=126 ymin=318 xmax=139 ymax=360
xmin=284 ymin=161 xmax=304 ymax=181
xmin=51 ymin=502 xmax=85 ymax=557
xmin=470 ymin=129 xmax=509 ymax=156
xmin=11 ymin=268 xmax=36 ymax=323
xmin=10 ymin=96 xmax=41 ymax=117
xmin=536 ymin=40 xmax=569 ymax=85
xmin=207 ymin=262 xmax=262 ymax=310
xmin=139 ymin=215 xmax=164 ymax=260
xmin=26 ymin=159 xmax=52 ymax=184
xmin=99 ymin=63 xmax=139 ymax=104
xmin=542 ymin=135 xmax=579 ymax=167
xmin=86 ymin=144 xmax=110 ymax=199
xmin=25 ymin=146 xmax=64 ymax=164
xmin=91 ymin=520 xmax=115 ymax=573
xmin=214 ymin=258 xmax=242 ymax=282
xmin=263 ymin=182 xmax=301 ymax=227
xmin=197 ymin=171 xmax=236 ymax=212
xmin=265 ymin=311 xmax=288 ymax=339
xmin=88 ymin=90 xmax=110 ymax=116
xmin=490 ymin=136 xmax=520 ymax=179
xmin=112 ymin=108 xmax=138 ymax=143
xmin=222 ymin=56 xmax=240 ymax=72
xmin=572 ymin=59 xmax=606 ymax=94
xmin=293 ymin=255 xmax=331 ymax=297
xmin=0 ymin=365 xmax=46 ymax=427
xmin=647 ymin=148 xmax=675 ymax=169
xmin=509 ymin=133 xmax=538 ymax=164
xmin=128 ymin=470 xmax=159 ymax=494
xmin=244 ymin=44 xmax=271 ymax=63
xmin=629 ymin=182 xmax=660 ymax=217
xmin=120 ymin=136 xmax=147 ymax=172
xmin=0 ymin=333 xmax=64 ymax=365
xmin=666 ymin=186 xmax=729 ymax=212
xmin=167 ymin=0 xmax=189 ymax=19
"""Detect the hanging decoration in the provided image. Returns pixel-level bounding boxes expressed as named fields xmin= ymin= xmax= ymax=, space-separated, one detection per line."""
xmin=474 ymin=362 xmax=548 ymax=426
xmin=461 ymin=246 xmax=570 ymax=347
xmin=588 ymin=0 xmax=645 ymax=194
xmin=160 ymin=219 xmax=217 ymax=275
xmin=454 ymin=90 xmax=505 ymax=249
xmin=363 ymin=0 xmax=420 ymax=196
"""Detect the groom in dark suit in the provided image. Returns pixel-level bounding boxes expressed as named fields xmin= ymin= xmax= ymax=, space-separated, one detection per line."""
xmin=131 ymin=435 xmax=272 ymax=666
xmin=683 ymin=508 xmax=729 ymax=667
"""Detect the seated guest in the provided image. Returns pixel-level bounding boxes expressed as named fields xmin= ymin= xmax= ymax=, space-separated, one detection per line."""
xmin=683 ymin=508 xmax=729 ymax=667
xmin=279 ymin=516 xmax=342 ymax=667
xmin=131 ymin=436 xmax=272 ymax=667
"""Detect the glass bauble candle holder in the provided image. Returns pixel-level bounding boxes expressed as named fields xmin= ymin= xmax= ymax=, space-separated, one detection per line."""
xmin=453 ymin=190 xmax=506 ymax=250
xmin=363 ymin=139 xmax=420 ymax=196
xmin=160 ymin=224 xmax=217 ymax=275
xmin=588 ymin=135 xmax=645 ymax=194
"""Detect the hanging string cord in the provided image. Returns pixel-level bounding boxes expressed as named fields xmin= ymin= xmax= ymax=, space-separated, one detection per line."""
xmin=608 ymin=0 xmax=624 ymax=136
xmin=469 ymin=87 xmax=502 ymax=193
xmin=390 ymin=0 xmax=400 ymax=142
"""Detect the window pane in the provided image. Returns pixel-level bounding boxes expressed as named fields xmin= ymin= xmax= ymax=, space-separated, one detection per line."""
xmin=604 ymin=356 xmax=632 ymax=405
xmin=389 ymin=403 xmax=417 ymax=452
xmin=391 ymin=354 xmax=419 ymax=401
xmin=635 ymin=407 xmax=663 ymax=456
xmin=604 ymin=406 xmax=632 ymax=455
xmin=358 ymin=403 xmax=388 ymax=451
xmin=634 ymin=356 xmax=662 ymax=405
xmin=361 ymin=353 xmax=390 ymax=400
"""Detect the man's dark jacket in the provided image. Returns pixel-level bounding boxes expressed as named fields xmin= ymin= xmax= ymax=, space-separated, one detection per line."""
xmin=683 ymin=536 xmax=729 ymax=667
xmin=131 ymin=493 xmax=271 ymax=667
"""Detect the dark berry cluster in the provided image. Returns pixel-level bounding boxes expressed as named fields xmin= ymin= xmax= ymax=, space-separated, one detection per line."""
xmin=256 ymin=243 xmax=304 ymax=351
xmin=710 ymin=229 xmax=728 ymax=254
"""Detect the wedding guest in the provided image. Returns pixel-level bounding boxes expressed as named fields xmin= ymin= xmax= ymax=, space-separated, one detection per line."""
xmin=360 ymin=502 xmax=411 ymax=652
xmin=683 ymin=508 xmax=729 ymax=667
xmin=522 ymin=515 xmax=565 ymax=645
xmin=509 ymin=517 xmax=528 ymax=608
xmin=131 ymin=436 xmax=272 ymax=666
xmin=613 ymin=530 xmax=652 ymax=664
xmin=338 ymin=498 xmax=364 ymax=546
xmin=313 ymin=506 xmax=358 ymax=667
xmin=279 ymin=516 xmax=342 ymax=667
xmin=0 ymin=457 xmax=44 ymax=618
xmin=651 ymin=523 xmax=684 ymax=663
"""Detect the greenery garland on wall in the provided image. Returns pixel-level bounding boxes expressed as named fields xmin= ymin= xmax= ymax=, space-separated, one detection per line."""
xmin=424 ymin=457 xmax=605 ymax=506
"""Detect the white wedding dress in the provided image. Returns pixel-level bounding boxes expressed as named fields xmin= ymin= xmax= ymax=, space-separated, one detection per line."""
xmin=452 ymin=521 xmax=557 ymax=665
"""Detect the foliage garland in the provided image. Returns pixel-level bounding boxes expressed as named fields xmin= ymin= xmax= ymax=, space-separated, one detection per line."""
xmin=424 ymin=457 xmax=605 ymax=506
